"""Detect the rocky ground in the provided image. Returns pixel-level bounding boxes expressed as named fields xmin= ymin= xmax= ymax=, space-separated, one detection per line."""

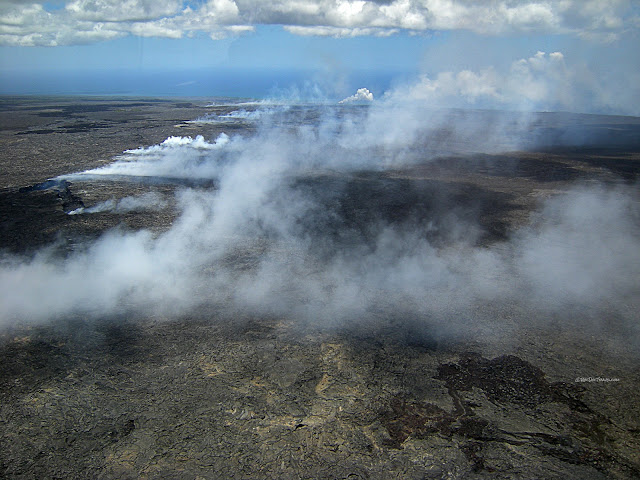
xmin=0 ymin=97 xmax=639 ymax=479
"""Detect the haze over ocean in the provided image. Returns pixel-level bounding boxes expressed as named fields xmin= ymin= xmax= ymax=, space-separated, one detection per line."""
xmin=0 ymin=67 xmax=407 ymax=99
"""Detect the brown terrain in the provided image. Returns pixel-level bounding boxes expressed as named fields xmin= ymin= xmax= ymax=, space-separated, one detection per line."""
xmin=0 ymin=96 xmax=639 ymax=479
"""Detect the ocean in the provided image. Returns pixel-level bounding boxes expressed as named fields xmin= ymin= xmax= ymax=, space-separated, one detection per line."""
xmin=0 ymin=68 xmax=411 ymax=100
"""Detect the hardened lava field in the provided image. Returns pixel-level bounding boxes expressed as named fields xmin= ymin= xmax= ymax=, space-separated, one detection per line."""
xmin=1 ymin=97 xmax=639 ymax=479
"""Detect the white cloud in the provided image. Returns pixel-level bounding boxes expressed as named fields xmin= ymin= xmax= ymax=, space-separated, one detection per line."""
xmin=0 ymin=3 xmax=130 ymax=46
xmin=284 ymin=25 xmax=398 ymax=37
xmin=65 ymin=0 xmax=182 ymax=22
xmin=0 ymin=1 xmax=636 ymax=46
xmin=0 ymin=3 xmax=58 ymax=46
xmin=130 ymin=18 xmax=183 ymax=38
xmin=225 ymin=24 xmax=254 ymax=33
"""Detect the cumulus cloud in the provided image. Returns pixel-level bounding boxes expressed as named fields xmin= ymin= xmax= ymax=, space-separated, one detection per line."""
xmin=0 ymin=3 xmax=61 ymax=46
xmin=0 ymin=0 xmax=636 ymax=46
xmin=283 ymin=25 xmax=398 ymax=37
xmin=64 ymin=0 xmax=182 ymax=22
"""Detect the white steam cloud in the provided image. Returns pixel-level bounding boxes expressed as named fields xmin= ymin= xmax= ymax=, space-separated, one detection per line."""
xmin=68 ymin=192 xmax=167 ymax=215
xmin=387 ymin=50 xmax=640 ymax=115
xmin=69 ymin=134 xmax=230 ymax=181
xmin=188 ymin=107 xmax=287 ymax=125
xmin=339 ymin=87 xmax=374 ymax=104
xmin=1 ymin=97 xmax=638 ymax=346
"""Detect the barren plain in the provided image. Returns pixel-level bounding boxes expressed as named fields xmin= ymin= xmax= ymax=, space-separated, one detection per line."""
xmin=1 ymin=96 xmax=639 ymax=479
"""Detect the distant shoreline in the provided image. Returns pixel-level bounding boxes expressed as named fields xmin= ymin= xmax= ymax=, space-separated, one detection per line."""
xmin=2 ymin=95 xmax=640 ymax=120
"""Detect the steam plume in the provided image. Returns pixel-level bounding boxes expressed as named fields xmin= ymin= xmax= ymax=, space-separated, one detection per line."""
xmin=0 ymin=92 xmax=638 ymax=346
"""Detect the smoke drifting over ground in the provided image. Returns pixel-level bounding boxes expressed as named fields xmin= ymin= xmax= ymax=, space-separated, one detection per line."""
xmin=0 ymin=96 xmax=638 ymax=345
xmin=69 ymin=191 xmax=168 ymax=215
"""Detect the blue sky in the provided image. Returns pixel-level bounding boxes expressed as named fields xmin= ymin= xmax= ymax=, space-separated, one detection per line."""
xmin=0 ymin=1 xmax=638 ymax=113
xmin=0 ymin=26 xmax=433 ymax=72
xmin=0 ymin=27 xmax=431 ymax=97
